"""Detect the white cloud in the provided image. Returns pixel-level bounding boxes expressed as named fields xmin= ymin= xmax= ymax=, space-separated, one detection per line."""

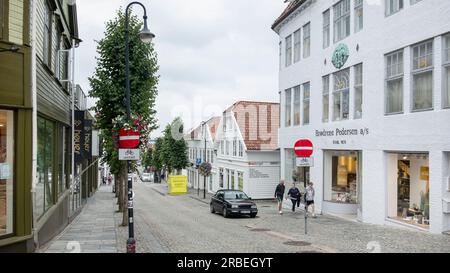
xmin=75 ymin=0 xmax=286 ymax=137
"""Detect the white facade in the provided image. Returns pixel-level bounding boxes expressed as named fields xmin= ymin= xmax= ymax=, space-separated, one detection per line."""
xmin=275 ymin=0 xmax=450 ymax=233
xmin=214 ymin=112 xmax=281 ymax=199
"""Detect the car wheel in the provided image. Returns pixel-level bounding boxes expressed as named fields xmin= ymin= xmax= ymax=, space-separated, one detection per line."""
xmin=222 ymin=207 xmax=228 ymax=218
xmin=210 ymin=204 xmax=215 ymax=214
xmin=250 ymin=213 xmax=257 ymax=218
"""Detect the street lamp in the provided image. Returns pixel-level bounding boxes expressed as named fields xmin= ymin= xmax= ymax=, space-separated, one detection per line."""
xmin=202 ymin=121 xmax=207 ymax=199
xmin=124 ymin=1 xmax=155 ymax=254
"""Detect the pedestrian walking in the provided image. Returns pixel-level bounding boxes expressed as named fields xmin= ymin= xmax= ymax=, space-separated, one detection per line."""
xmin=287 ymin=183 xmax=301 ymax=212
xmin=274 ymin=180 xmax=286 ymax=215
xmin=108 ymin=175 xmax=112 ymax=186
xmin=305 ymin=182 xmax=316 ymax=218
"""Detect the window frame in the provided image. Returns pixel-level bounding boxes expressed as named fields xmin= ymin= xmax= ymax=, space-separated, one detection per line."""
xmin=303 ymin=23 xmax=311 ymax=59
xmin=303 ymin=82 xmax=310 ymax=125
xmin=323 ymin=75 xmax=330 ymax=123
xmin=333 ymin=68 xmax=350 ymax=121
xmin=43 ymin=2 xmax=53 ymax=67
xmin=285 ymin=88 xmax=292 ymax=127
xmin=293 ymin=29 xmax=301 ymax=63
xmin=443 ymin=34 xmax=450 ymax=109
xmin=0 ymin=0 xmax=5 ymax=39
xmin=354 ymin=0 xmax=363 ymax=33
xmin=385 ymin=0 xmax=404 ymax=17
xmin=411 ymin=40 xmax=434 ymax=112
xmin=333 ymin=0 xmax=351 ymax=43
xmin=385 ymin=50 xmax=405 ymax=115
xmin=323 ymin=9 xmax=331 ymax=49
xmin=285 ymin=34 xmax=293 ymax=67
xmin=354 ymin=63 xmax=363 ymax=119
xmin=293 ymin=85 xmax=301 ymax=126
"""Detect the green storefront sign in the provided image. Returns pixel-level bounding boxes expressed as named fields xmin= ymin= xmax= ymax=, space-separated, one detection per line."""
xmin=332 ymin=43 xmax=349 ymax=69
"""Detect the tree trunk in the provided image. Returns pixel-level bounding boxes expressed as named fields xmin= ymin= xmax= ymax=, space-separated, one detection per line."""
xmin=117 ymin=173 xmax=122 ymax=211
xmin=121 ymin=162 xmax=128 ymax=227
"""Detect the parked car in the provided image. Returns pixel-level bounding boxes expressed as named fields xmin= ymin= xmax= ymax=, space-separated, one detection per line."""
xmin=210 ymin=190 xmax=258 ymax=218
xmin=141 ymin=172 xmax=153 ymax=182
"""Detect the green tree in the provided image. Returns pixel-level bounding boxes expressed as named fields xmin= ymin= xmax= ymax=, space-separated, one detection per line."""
xmin=89 ymin=9 xmax=159 ymax=225
xmin=152 ymin=138 xmax=164 ymax=182
xmin=160 ymin=117 xmax=189 ymax=176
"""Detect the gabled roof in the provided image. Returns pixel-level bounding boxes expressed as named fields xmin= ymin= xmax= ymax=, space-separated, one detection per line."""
xmin=186 ymin=117 xmax=221 ymax=142
xmin=271 ymin=0 xmax=307 ymax=32
xmin=224 ymin=101 xmax=280 ymax=151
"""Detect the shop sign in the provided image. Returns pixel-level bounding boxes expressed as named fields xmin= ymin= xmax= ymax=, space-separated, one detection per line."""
xmin=296 ymin=157 xmax=314 ymax=167
xmin=83 ymin=120 xmax=92 ymax=159
xmin=332 ymin=43 xmax=349 ymax=69
xmin=119 ymin=149 xmax=140 ymax=161
xmin=74 ymin=110 xmax=85 ymax=164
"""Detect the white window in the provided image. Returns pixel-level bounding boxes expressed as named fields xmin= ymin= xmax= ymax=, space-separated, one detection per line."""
xmin=354 ymin=64 xmax=363 ymax=119
xmin=334 ymin=0 xmax=350 ymax=43
xmin=43 ymin=3 xmax=52 ymax=66
xmin=303 ymin=82 xmax=310 ymax=125
xmin=323 ymin=9 xmax=330 ymax=49
xmin=303 ymin=23 xmax=311 ymax=58
xmin=293 ymin=85 xmax=301 ymax=126
xmin=385 ymin=50 xmax=404 ymax=114
xmin=293 ymin=29 xmax=301 ymax=63
xmin=238 ymin=141 xmax=244 ymax=157
xmin=279 ymin=41 xmax=282 ymax=70
xmin=412 ymin=40 xmax=434 ymax=111
xmin=232 ymin=139 xmax=237 ymax=157
xmin=285 ymin=88 xmax=292 ymax=127
xmin=444 ymin=34 xmax=450 ymax=108
xmin=323 ymin=75 xmax=330 ymax=122
xmin=226 ymin=141 xmax=230 ymax=156
xmin=285 ymin=35 xmax=292 ymax=67
xmin=354 ymin=0 xmax=363 ymax=33
xmin=220 ymin=140 xmax=224 ymax=155
xmin=385 ymin=0 xmax=404 ymax=16
xmin=333 ymin=69 xmax=350 ymax=121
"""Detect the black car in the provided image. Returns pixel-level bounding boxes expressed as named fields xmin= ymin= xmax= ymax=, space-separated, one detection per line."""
xmin=210 ymin=190 xmax=258 ymax=218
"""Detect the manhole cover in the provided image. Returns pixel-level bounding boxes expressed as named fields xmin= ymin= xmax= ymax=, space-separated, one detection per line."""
xmin=283 ymin=241 xmax=312 ymax=247
xmin=250 ymin=228 xmax=271 ymax=232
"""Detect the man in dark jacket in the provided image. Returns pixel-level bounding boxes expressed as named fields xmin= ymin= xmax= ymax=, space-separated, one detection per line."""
xmin=287 ymin=183 xmax=301 ymax=212
xmin=274 ymin=180 xmax=286 ymax=215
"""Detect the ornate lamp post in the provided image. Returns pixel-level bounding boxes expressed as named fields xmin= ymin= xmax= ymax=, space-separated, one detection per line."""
xmin=124 ymin=1 xmax=155 ymax=253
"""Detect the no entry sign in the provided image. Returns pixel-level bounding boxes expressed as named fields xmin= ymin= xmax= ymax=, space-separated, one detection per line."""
xmin=119 ymin=128 xmax=140 ymax=149
xmin=294 ymin=139 xmax=313 ymax=158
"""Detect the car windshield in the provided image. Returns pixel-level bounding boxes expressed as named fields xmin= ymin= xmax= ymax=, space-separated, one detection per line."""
xmin=224 ymin=191 xmax=249 ymax=200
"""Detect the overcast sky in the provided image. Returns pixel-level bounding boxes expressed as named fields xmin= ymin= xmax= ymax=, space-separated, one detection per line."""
xmin=75 ymin=0 xmax=286 ymax=137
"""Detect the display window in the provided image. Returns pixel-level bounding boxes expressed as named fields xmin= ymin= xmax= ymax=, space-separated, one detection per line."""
xmin=387 ymin=153 xmax=430 ymax=228
xmin=324 ymin=151 xmax=360 ymax=204
xmin=0 ymin=110 xmax=14 ymax=236
xmin=285 ymin=149 xmax=310 ymax=189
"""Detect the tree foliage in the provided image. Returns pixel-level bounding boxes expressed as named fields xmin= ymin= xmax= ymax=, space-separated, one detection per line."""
xmin=89 ymin=9 xmax=159 ymax=176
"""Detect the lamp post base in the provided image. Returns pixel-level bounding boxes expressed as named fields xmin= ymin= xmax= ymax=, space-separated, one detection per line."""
xmin=126 ymin=238 xmax=136 ymax=253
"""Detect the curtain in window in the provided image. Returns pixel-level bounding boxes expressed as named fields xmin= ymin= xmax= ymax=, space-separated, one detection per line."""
xmin=413 ymin=71 xmax=433 ymax=110
xmin=386 ymin=79 xmax=403 ymax=113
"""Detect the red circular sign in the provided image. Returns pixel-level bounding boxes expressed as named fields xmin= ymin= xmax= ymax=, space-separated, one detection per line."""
xmin=119 ymin=128 xmax=140 ymax=149
xmin=294 ymin=139 xmax=313 ymax=158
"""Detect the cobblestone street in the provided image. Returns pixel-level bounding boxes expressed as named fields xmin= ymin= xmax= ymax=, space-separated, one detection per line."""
xmin=41 ymin=181 xmax=450 ymax=253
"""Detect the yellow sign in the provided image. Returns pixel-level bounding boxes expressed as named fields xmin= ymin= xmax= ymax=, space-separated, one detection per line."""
xmin=420 ymin=166 xmax=429 ymax=181
xmin=168 ymin=175 xmax=188 ymax=196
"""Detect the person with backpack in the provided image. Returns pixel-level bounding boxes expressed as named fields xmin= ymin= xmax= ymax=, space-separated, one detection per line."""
xmin=305 ymin=182 xmax=316 ymax=218
xmin=274 ymin=180 xmax=286 ymax=215
xmin=287 ymin=183 xmax=301 ymax=212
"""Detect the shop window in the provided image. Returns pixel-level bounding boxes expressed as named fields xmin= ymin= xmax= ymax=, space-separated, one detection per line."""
xmin=324 ymin=151 xmax=359 ymax=204
xmin=443 ymin=34 xmax=450 ymax=108
xmin=387 ymin=153 xmax=430 ymax=228
xmin=285 ymin=149 xmax=309 ymax=189
xmin=303 ymin=82 xmax=310 ymax=125
xmin=333 ymin=68 xmax=350 ymax=121
xmin=323 ymin=75 xmax=330 ymax=122
xmin=0 ymin=110 xmax=14 ymax=236
xmin=385 ymin=50 xmax=404 ymax=114
xmin=412 ymin=40 xmax=434 ymax=111
xmin=35 ymin=117 xmax=55 ymax=220
xmin=293 ymin=86 xmax=301 ymax=126
xmin=354 ymin=64 xmax=363 ymax=119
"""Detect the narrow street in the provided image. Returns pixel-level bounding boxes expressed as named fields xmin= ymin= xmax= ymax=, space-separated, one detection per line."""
xmin=115 ymin=180 xmax=450 ymax=253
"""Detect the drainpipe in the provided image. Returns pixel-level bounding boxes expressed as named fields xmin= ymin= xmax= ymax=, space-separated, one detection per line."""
xmin=30 ymin=0 xmax=39 ymax=250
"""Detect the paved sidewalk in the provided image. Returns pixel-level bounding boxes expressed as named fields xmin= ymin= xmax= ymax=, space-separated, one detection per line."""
xmin=42 ymin=185 xmax=118 ymax=253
